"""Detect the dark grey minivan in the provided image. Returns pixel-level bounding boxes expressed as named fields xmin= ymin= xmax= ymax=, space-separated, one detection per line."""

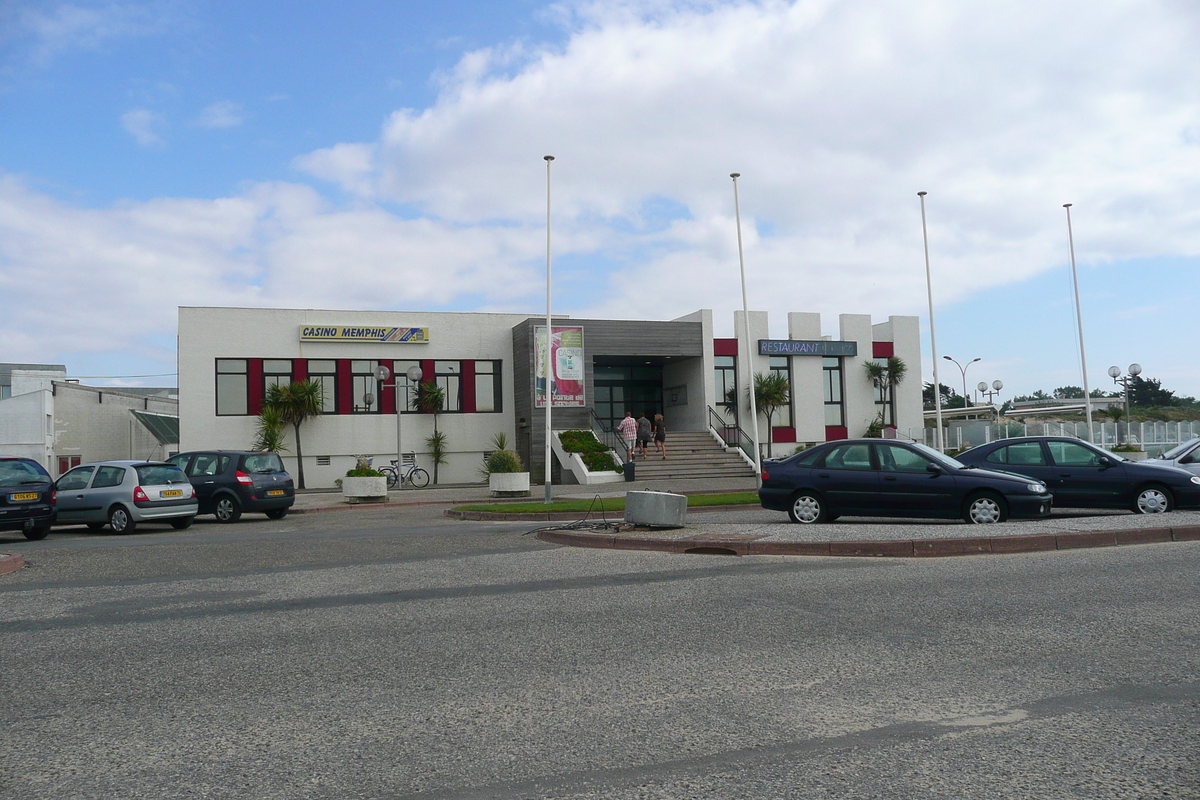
xmin=168 ymin=451 xmax=295 ymax=523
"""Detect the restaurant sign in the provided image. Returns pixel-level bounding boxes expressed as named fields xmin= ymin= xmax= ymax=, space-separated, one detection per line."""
xmin=758 ymin=339 xmax=858 ymax=357
xmin=300 ymin=326 xmax=430 ymax=343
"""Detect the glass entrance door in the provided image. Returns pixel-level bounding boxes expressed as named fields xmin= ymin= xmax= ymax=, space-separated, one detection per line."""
xmin=593 ymin=363 xmax=663 ymax=433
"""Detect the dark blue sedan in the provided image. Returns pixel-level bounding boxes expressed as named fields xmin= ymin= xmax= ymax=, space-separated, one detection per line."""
xmin=957 ymin=436 xmax=1200 ymax=514
xmin=759 ymin=439 xmax=1052 ymax=524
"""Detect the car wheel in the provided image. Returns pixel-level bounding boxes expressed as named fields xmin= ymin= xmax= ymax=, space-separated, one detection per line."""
xmin=1132 ymin=485 xmax=1172 ymax=514
xmin=265 ymin=508 xmax=288 ymax=520
xmin=787 ymin=491 xmax=827 ymax=524
xmin=213 ymin=495 xmax=242 ymax=523
xmin=170 ymin=516 xmax=194 ymax=530
xmin=86 ymin=522 xmax=106 ymax=531
xmin=24 ymin=525 xmax=50 ymax=541
xmin=109 ymin=505 xmax=136 ymax=534
xmin=963 ymin=493 xmax=1007 ymax=524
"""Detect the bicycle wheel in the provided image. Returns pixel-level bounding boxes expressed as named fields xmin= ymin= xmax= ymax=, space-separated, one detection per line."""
xmin=409 ymin=468 xmax=431 ymax=488
xmin=382 ymin=467 xmax=398 ymax=489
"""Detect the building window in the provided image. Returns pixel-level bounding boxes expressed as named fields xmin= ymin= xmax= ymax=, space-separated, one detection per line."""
xmin=351 ymin=360 xmax=379 ymax=413
xmin=435 ymin=361 xmax=461 ymax=412
xmin=308 ymin=360 xmax=337 ymax=414
xmin=216 ymin=359 xmax=248 ymax=416
xmin=714 ymin=356 xmax=737 ymax=424
xmin=823 ymin=357 xmax=844 ymax=427
xmin=263 ymin=359 xmax=292 ymax=396
xmin=474 ymin=361 xmax=501 ymax=413
xmin=768 ymin=356 xmax=793 ymax=428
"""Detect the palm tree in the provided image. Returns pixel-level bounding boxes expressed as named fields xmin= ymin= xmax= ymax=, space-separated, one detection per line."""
xmin=262 ymin=379 xmax=323 ymax=489
xmin=251 ymin=404 xmax=288 ymax=454
xmin=864 ymin=357 xmax=907 ymax=427
xmin=751 ymin=372 xmax=790 ymax=459
xmin=415 ymin=381 xmax=447 ymax=483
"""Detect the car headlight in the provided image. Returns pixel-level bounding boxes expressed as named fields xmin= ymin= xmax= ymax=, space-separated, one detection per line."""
xmin=1028 ymin=483 xmax=1046 ymax=493
xmin=1191 ymin=476 xmax=1200 ymax=485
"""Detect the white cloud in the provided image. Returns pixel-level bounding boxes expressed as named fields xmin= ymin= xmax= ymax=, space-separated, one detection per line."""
xmin=120 ymin=107 xmax=165 ymax=146
xmin=5 ymin=1 xmax=173 ymax=68
xmin=195 ymin=100 xmax=244 ymax=129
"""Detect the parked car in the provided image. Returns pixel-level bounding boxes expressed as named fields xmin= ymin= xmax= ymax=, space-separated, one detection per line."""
xmin=956 ymin=436 xmax=1200 ymax=514
xmin=167 ymin=451 xmax=294 ymax=523
xmin=0 ymin=457 xmax=57 ymax=540
xmin=759 ymin=439 xmax=1052 ymax=524
xmin=1145 ymin=437 xmax=1200 ymax=477
xmin=54 ymin=461 xmax=196 ymax=533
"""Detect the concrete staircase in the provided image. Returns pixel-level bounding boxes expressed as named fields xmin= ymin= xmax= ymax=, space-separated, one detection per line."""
xmin=623 ymin=430 xmax=757 ymax=481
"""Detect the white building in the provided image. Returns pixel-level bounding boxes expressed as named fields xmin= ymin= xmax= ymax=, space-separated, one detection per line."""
xmin=0 ymin=369 xmax=179 ymax=475
xmin=178 ymin=306 xmax=922 ymax=487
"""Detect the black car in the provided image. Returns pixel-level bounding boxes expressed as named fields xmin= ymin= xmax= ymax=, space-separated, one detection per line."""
xmin=0 ymin=457 xmax=57 ymax=540
xmin=957 ymin=436 xmax=1200 ymax=514
xmin=168 ymin=451 xmax=295 ymax=523
xmin=759 ymin=439 xmax=1052 ymax=524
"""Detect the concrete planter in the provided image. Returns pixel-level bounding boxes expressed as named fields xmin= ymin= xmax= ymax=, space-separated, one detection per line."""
xmin=489 ymin=472 xmax=531 ymax=497
xmin=342 ymin=476 xmax=388 ymax=503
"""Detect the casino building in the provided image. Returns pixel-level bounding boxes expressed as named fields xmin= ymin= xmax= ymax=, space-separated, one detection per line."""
xmin=178 ymin=306 xmax=922 ymax=487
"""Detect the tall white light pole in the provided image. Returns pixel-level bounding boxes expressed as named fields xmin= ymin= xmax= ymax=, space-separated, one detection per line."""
xmin=731 ymin=173 xmax=761 ymax=485
xmin=918 ymin=192 xmax=944 ymax=451
xmin=943 ymin=355 xmax=981 ymax=407
xmin=544 ymin=155 xmax=555 ymax=503
xmin=1064 ymin=203 xmax=1094 ymax=441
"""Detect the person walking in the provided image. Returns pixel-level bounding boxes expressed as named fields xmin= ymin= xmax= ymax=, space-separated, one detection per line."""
xmin=617 ymin=411 xmax=638 ymax=462
xmin=636 ymin=411 xmax=653 ymax=459
xmin=653 ymin=413 xmax=667 ymax=459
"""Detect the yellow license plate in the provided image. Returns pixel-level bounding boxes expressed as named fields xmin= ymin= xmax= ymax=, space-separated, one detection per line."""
xmin=10 ymin=492 xmax=38 ymax=502
xmin=267 ymin=489 xmax=285 ymax=497
xmin=161 ymin=489 xmax=183 ymax=498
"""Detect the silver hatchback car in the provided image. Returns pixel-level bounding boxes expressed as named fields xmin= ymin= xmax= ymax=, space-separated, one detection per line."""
xmin=54 ymin=461 xmax=198 ymax=533
xmin=1147 ymin=438 xmax=1200 ymax=477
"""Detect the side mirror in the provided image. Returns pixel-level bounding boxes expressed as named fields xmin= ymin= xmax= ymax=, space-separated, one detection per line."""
xmin=926 ymin=462 xmax=943 ymax=474
xmin=1098 ymin=456 xmax=1112 ymax=468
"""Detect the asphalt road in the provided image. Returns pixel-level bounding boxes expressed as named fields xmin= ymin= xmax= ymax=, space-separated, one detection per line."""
xmin=2 ymin=508 xmax=1198 ymax=799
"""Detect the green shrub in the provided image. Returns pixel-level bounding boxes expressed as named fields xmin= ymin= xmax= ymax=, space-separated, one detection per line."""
xmin=345 ymin=466 xmax=384 ymax=478
xmin=486 ymin=449 xmax=524 ymax=474
xmin=579 ymin=451 xmax=620 ymax=472
xmin=558 ymin=430 xmax=609 ymax=454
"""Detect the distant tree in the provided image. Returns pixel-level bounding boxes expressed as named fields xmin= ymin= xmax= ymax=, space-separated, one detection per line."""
xmin=1129 ymin=375 xmax=1179 ymax=407
xmin=1053 ymin=386 xmax=1084 ymax=399
xmin=1013 ymin=389 xmax=1052 ymax=403
xmin=922 ymin=382 xmax=964 ymax=410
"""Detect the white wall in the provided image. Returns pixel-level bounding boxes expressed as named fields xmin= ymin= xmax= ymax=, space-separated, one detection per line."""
xmin=179 ymin=306 xmax=530 ymax=487
xmin=0 ymin=390 xmax=53 ymax=467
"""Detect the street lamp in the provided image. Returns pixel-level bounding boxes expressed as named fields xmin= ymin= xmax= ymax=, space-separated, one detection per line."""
xmin=976 ymin=379 xmax=1003 ymax=406
xmin=1064 ymin=203 xmax=1094 ymax=441
xmin=731 ymin=172 xmax=761 ymax=487
xmin=943 ymin=355 xmax=981 ymax=407
xmin=1107 ymin=363 xmax=1142 ymax=444
xmin=918 ymin=192 xmax=944 ymax=451
xmin=375 ymin=363 xmax=425 ymax=484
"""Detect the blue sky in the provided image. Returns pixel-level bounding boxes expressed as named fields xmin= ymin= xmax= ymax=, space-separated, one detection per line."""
xmin=2 ymin=0 xmax=1198 ymax=402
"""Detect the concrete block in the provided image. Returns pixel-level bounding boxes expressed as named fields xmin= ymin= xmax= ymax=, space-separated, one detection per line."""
xmin=624 ymin=491 xmax=687 ymax=527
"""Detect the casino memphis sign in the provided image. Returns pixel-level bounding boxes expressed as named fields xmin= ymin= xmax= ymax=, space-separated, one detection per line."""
xmin=299 ymin=326 xmax=430 ymax=344
xmin=758 ymin=339 xmax=858 ymax=357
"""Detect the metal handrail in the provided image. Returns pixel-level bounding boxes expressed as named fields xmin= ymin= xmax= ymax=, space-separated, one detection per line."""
xmin=589 ymin=409 xmax=629 ymax=464
xmin=708 ymin=405 xmax=755 ymax=463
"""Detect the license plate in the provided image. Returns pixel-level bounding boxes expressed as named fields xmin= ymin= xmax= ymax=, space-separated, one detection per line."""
xmin=9 ymin=492 xmax=38 ymax=502
xmin=266 ymin=489 xmax=285 ymax=497
xmin=161 ymin=489 xmax=183 ymax=498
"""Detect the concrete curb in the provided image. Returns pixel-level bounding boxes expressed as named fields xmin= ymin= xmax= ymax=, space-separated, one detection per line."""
xmin=0 ymin=553 xmax=26 ymax=575
xmin=537 ymin=524 xmax=1200 ymax=558
xmin=443 ymin=504 xmax=747 ymax=522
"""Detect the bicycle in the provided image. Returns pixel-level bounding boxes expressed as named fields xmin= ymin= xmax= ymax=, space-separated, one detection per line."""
xmin=381 ymin=454 xmax=430 ymax=489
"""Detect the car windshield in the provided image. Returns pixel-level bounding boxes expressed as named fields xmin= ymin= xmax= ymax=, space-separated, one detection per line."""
xmin=243 ymin=453 xmax=285 ymax=473
xmin=0 ymin=459 xmax=51 ymax=487
xmin=908 ymin=442 xmax=967 ymax=469
xmin=1158 ymin=438 xmax=1199 ymax=460
xmin=136 ymin=464 xmax=189 ymax=485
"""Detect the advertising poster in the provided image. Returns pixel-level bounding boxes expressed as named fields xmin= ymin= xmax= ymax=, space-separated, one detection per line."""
xmin=534 ymin=326 xmax=585 ymax=408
